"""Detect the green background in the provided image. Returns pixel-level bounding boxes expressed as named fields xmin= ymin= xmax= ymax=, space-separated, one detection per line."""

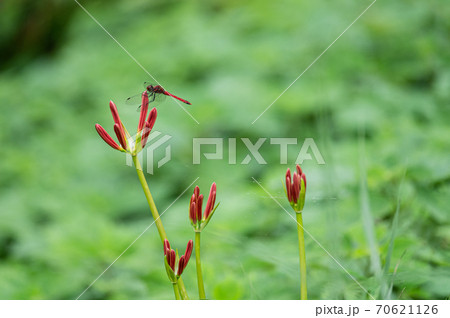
xmin=0 ymin=0 xmax=449 ymax=299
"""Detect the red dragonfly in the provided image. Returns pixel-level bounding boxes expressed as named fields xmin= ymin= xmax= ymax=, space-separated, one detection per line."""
xmin=126 ymin=82 xmax=191 ymax=108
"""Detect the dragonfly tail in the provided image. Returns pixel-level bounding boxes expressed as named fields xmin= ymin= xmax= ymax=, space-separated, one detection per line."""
xmin=164 ymin=91 xmax=191 ymax=105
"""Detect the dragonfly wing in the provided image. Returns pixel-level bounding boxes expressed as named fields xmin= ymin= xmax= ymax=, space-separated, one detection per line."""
xmin=125 ymin=93 xmax=142 ymax=105
xmin=152 ymin=93 xmax=166 ymax=103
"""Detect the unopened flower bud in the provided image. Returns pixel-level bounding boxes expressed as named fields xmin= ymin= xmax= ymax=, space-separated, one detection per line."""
xmin=285 ymin=165 xmax=307 ymax=212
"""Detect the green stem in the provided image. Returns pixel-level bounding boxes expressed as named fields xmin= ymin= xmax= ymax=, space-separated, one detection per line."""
xmin=178 ymin=277 xmax=189 ymax=300
xmin=296 ymin=212 xmax=307 ymax=300
xmin=172 ymin=282 xmax=181 ymax=300
xmin=195 ymin=231 xmax=206 ymax=299
xmin=132 ymin=155 xmax=167 ymax=242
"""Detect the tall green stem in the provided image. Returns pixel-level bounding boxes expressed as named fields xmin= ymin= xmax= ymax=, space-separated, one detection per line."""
xmin=178 ymin=277 xmax=189 ymax=300
xmin=296 ymin=212 xmax=307 ymax=300
xmin=132 ymin=156 xmax=190 ymax=299
xmin=195 ymin=231 xmax=206 ymax=299
xmin=132 ymin=155 xmax=167 ymax=242
xmin=172 ymin=282 xmax=181 ymax=300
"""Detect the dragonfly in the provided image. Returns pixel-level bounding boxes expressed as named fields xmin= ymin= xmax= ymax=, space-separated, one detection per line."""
xmin=126 ymin=82 xmax=191 ymax=109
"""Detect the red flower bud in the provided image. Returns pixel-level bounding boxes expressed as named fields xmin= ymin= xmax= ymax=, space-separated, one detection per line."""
xmin=296 ymin=164 xmax=306 ymax=189
xmin=196 ymin=194 xmax=203 ymax=222
xmin=141 ymin=108 xmax=157 ymax=148
xmin=296 ymin=164 xmax=303 ymax=176
xmin=114 ymin=123 xmax=127 ymax=149
xmin=184 ymin=240 xmax=193 ymax=262
xmin=292 ymin=172 xmax=300 ymax=204
xmin=140 ymin=122 xmax=151 ymax=148
xmin=285 ymin=165 xmax=307 ymax=212
xmin=194 ymin=186 xmax=200 ymax=199
xmin=190 ymin=200 xmax=197 ymax=224
xmin=189 ymin=185 xmax=218 ymax=231
xmin=177 ymin=240 xmax=193 ymax=276
xmin=109 ymin=101 xmax=121 ymax=125
xmin=204 ymin=182 xmax=217 ymax=219
xmin=169 ymin=249 xmax=176 ymax=271
xmin=163 ymin=239 xmax=170 ymax=255
xmin=285 ymin=168 xmax=292 ymax=202
xmin=146 ymin=107 xmax=157 ymax=130
xmin=97 ymin=100 xmax=159 ymax=155
xmin=301 ymin=173 xmax=307 ymax=189
xmin=95 ymin=124 xmax=122 ymax=151
xmin=138 ymin=92 xmax=149 ymax=132
xmin=177 ymin=256 xmax=186 ymax=276
xmin=163 ymin=239 xmax=193 ymax=277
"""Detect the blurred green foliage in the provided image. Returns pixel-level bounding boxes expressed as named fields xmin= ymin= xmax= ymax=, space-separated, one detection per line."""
xmin=0 ymin=0 xmax=449 ymax=299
